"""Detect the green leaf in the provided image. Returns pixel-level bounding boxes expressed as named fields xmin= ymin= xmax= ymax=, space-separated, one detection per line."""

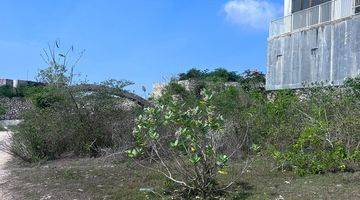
xmin=149 ymin=130 xmax=159 ymax=140
xmin=170 ymin=139 xmax=179 ymax=147
xmin=216 ymin=155 xmax=229 ymax=166
xmin=126 ymin=148 xmax=143 ymax=158
xmin=190 ymin=155 xmax=201 ymax=165
xmin=251 ymin=144 xmax=261 ymax=152
xmin=205 ymin=145 xmax=213 ymax=156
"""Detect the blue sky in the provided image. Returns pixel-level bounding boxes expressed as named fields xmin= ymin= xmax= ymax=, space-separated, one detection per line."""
xmin=0 ymin=0 xmax=283 ymax=95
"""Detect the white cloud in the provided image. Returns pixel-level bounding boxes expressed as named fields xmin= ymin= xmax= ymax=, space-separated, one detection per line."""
xmin=223 ymin=0 xmax=282 ymax=29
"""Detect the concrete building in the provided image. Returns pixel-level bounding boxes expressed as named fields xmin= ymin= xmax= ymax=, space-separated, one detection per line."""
xmin=266 ymin=0 xmax=360 ymax=90
xmin=0 ymin=78 xmax=42 ymax=88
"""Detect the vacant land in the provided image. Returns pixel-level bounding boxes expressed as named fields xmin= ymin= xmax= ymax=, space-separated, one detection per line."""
xmin=2 ymin=156 xmax=359 ymax=200
xmin=1 ymin=67 xmax=359 ymax=199
xmin=0 ymin=131 xmax=14 ymax=200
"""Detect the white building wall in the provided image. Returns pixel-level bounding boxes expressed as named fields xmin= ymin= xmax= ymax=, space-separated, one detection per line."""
xmin=284 ymin=0 xmax=292 ymax=16
xmin=267 ymin=15 xmax=360 ymax=90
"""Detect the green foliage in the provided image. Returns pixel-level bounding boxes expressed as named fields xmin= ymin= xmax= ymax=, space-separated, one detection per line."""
xmin=9 ymin=42 xmax=136 ymax=162
xmin=27 ymin=86 xmax=67 ymax=109
xmin=177 ymin=68 xmax=265 ymax=91
xmin=178 ymin=68 xmax=242 ymax=82
xmin=159 ymin=81 xmax=196 ymax=106
xmin=11 ymin=85 xmax=135 ymax=162
xmin=205 ymin=68 xmax=242 ymax=82
xmin=160 ymin=70 xmax=360 ymax=177
xmin=239 ymin=70 xmax=266 ymax=91
xmin=37 ymin=65 xmax=70 ymax=86
xmin=269 ymin=86 xmax=360 ymax=175
xmin=178 ymin=68 xmax=205 ymax=80
xmin=100 ymin=79 xmax=134 ymax=91
xmin=37 ymin=88 xmax=68 ymax=109
xmin=0 ymin=85 xmax=15 ymax=97
xmin=0 ymin=85 xmax=46 ymax=99
xmin=0 ymin=104 xmax=6 ymax=116
xmin=127 ymin=90 xmax=244 ymax=198
xmin=344 ymin=76 xmax=360 ymax=93
xmin=0 ymin=85 xmax=27 ymax=98
xmin=273 ymin=124 xmax=357 ymax=176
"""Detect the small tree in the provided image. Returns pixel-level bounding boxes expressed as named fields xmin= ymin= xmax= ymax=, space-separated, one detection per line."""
xmin=37 ymin=40 xmax=85 ymax=87
xmin=127 ymin=90 xmax=248 ymax=199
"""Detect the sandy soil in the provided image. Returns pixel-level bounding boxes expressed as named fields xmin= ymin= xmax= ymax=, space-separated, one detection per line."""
xmin=0 ymin=131 xmax=12 ymax=199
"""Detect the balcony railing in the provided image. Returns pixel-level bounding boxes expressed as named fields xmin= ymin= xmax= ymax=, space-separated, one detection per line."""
xmin=356 ymin=0 xmax=360 ymax=12
xmin=269 ymin=0 xmax=356 ymax=39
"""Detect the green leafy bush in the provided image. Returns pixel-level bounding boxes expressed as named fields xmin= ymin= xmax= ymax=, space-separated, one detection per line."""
xmin=9 ymin=42 xmax=137 ymax=162
xmin=178 ymin=68 xmax=265 ymax=91
xmin=127 ymin=90 xmax=249 ymax=199
xmin=161 ymin=70 xmax=360 ymax=177
xmin=178 ymin=68 xmax=206 ymax=80
xmin=0 ymin=104 xmax=6 ymax=116
xmin=0 ymin=85 xmax=27 ymax=98
xmin=31 ymin=87 xmax=68 ymax=109
xmin=0 ymin=85 xmax=45 ymax=98
xmin=272 ymin=124 xmax=356 ymax=176
xmin=10 ymin=84 xmax=136 ymax=162
xmin=0 ymin=85 xmax=14 ymax=97
xmin=270 ymin=86 xmax=360 ymax=175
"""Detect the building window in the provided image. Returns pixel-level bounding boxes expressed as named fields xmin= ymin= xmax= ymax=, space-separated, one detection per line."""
xmin=311 ymin=47 xmax=318 ymax=56
xmin=292 ymin=0 xmax=331 ymax=13
xmin=276 ymin=54 xmax=283 ymax=71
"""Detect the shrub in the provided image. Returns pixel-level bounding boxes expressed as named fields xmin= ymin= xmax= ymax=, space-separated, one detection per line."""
xmin=9 ymin=76 xmax=137 ymax=162
xmin=0 ymin=85 xmax=14 ymax=97
xmin=178 ymin=68 xmax=265 ymax=91
xmin=273 ymin=123 xmax=359 ymax=176
xmin=10 ymin=85 xmax=136 ymax=162
xmin=0 ymin=85 xmax=42 ymax=98
xmin=9 ymin=42 xmax=138 ymax=162
xmin=178 ymin=68 xmax=206 ymax=80
xmin=0 ymin=104 xmax=6 ymax=116
xmin=30 ymin=86 xmax=68 ymax=109
xmin=239 ymin=70 xmax=266 ymax=91
xmin=11 ymin=108 xmax=73 ymax=162
xmin=161 ymin=72 xmax=360 ymax=176
xmin=270 ymin=86 xmax=360 ymax=175
xmin=161 ymin=74 xmax=274 ymax=154
xmin=205 ymin=68 xmax=242 ymax=82
xmin=127 ymin=90 xmax=249 ymax=199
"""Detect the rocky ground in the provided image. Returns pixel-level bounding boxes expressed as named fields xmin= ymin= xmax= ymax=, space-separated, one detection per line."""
xmin=0 ymin=97 xmax=32 ymax=120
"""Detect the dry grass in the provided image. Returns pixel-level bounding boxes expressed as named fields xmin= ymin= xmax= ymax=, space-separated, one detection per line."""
xmin=3 ymin=157 xmax=360 ymax=200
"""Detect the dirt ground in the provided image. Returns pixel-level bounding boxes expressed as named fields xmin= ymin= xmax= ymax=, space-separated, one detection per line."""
xmin=0 ymin=128 xmax=359 ymax=199
xmin=0 ymin=131 xmax=13 ymax=200
xmin=3 ymin=156 xmax=360 ymax=200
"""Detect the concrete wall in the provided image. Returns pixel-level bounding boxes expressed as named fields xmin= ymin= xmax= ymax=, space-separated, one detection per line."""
xmin=0 ymin=79 xmax=42 ymax=88
xmin=0 ymin=79 xmax=13 ymax=87
xmin=266 ymin=15 xmax=360 ymax=90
